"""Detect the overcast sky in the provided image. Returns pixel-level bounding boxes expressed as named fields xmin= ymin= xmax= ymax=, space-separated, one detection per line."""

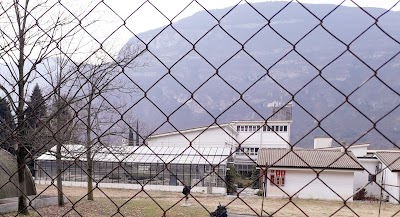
xmin=93 ymin=0 xmax=399 ymax=54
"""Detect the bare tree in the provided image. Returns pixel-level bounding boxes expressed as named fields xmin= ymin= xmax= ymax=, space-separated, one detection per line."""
xmin=41 ymin=31 xmax=86 ymax=206
xmin=0 ymin=0 xmax=94 ymax=213
xmin=73 ymin=45 xmax=144 ymax=200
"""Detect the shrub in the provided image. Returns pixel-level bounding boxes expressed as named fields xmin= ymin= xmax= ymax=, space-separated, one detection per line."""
xmin=250 ymin=167 xmax=260 ymax=189
xmin=353 ymin=188 xmax=367 ymax=200
xmin=226 ymin=164 xmax=239 ymax=194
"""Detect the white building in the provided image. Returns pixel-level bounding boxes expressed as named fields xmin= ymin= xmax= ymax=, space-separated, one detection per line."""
xmin=36 ymin=145 xmax=231 ymax=194
xmin=256 ymin=148 xmax=363 ymax=201
xmin=374 ymin=152 xmax=400 ymax=204
xmin=314 ymin=141 xmax=382 ymax=199
xmin=147 ymin=103 xmax=293 ymax=175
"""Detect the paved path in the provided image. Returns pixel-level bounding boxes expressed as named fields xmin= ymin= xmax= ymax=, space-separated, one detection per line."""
xmin=229 ymin=214 xmax=258 ymax=217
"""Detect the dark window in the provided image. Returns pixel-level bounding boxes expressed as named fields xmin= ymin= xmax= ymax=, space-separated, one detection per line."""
xmin=368 ymin=174 xmax=376 ymax=182
xmin=270 ymin=174 xmax=275 ymax=185
xmin=283 ymin=126 xmax=287 ymax=132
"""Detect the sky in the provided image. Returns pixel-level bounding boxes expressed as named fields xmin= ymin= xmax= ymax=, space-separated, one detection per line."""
xmin=95 ymin=0 xmax=400 ymax=53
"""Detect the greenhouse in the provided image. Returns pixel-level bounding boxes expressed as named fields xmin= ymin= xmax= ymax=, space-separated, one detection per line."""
xmin=35 ymin=145 xmax=231 ymax=193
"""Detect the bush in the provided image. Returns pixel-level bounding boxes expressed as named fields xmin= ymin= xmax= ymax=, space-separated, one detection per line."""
xmin=226 ymin=164 xmax=239 ymax=194
xmin=353 ymin=188 xmax=367 ymax=200
xmin=236 ymin=177 xmax=253 ymax=188
xmin=256 ymin=190 xmax=263 ymax=196
xmin=250 ymin=167 xmax=260 ymax=189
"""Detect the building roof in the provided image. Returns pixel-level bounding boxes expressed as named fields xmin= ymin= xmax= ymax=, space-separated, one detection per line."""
xmin=149 ymin=123 xmax=237 ymax=138
xmin=257 ymin=148 xmax=363 ymax=171
xmin=316 ymin=143 xmax=370 ymax=150
xmin=375 ymin=152 xmax=400 ymax=172
xmin=37 ymin=145 xmax=231 ymax=165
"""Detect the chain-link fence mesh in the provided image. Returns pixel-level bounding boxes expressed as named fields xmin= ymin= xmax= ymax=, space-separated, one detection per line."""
xmin=0 ymin=0 xmax=400 ymax=216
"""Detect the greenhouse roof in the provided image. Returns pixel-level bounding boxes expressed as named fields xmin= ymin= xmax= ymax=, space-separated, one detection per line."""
xmin=37 ymin=145 xmax=231 ymax=165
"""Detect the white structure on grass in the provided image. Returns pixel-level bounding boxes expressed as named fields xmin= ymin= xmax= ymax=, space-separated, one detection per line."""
xmin=374 ymin=152 xmax=400 ymax=204
xmin=256 ymin=148 xmax=363 ymax=201
xmin=148 ymin=104 xmax=293 ymax=175
xmin=36 ymin=145 xmax=230 ymax=194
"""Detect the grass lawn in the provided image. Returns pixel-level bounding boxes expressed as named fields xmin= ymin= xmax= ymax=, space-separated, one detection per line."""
xmin=4 ymin=185 xmax=400 ymax=216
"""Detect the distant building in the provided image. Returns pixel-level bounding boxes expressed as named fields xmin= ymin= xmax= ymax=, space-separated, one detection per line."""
xmin=256 ymin=148 xmax=363 ymax=201
xmin=35 ymin=145 xmax=230 ymax=194
xmin=147 ymin=103 xmax=293 ymax=175
xmin=313 ymin=138 xmax=400 ymax=204
xmin=374 ymin=152 xmax=400 ymax=204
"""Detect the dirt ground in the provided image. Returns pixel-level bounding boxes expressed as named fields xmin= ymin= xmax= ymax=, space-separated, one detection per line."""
xmin=6 ymin=185 xmax=400 ymax=217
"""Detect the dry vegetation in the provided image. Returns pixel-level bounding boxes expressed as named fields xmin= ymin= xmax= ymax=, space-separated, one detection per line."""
xmin=5 ymin=185 xmax=400 ymax=216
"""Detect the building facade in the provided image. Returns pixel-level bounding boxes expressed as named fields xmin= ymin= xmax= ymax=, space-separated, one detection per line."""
xmin=147 ymin=104 xmax=293 ymax=175
xmin=256 ymin=148 xmax=363 ymax=201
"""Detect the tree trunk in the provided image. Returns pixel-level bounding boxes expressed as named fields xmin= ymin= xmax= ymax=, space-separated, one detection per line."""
xmin=56 ymin=72 xmax=64 ymax=206
xmin=86 ymin=96 xmax=94 ymax=200
xmin=56 ymin=142 xmax=64 ymax=206
xmin=17 ymin=17 xmax=29 ymax=214
xmin=17 ymin=145 xmax=28 ymax=215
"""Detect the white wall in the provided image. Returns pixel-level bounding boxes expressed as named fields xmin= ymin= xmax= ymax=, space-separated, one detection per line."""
xmin=265 ymin=168 xmax=355 ymax=201
xmin=36 ymin=180 xmax=227 ymax=194
xmin=314 ymin=138 xmax=332 ymax=149
xmin=148 ymin=126 xmax=235 ymax=147
xmin=382 ymin=168 xmax=400 ymax=204
xmin=237 ymin=131 xmax=289 ymax=148
xmin=348 ymin=146 xmax=368 ymax=157
xmin=353 ymin=158 xmax=381 ymax=198
xmin=148 ymin=121 xmax=291 ymax=149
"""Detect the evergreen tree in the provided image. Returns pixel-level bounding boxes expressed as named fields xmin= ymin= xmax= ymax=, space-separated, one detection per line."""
xmin=25 ymin=84 xmax=47 ymax=129
xmin=0 ymin=98 xmax=15 ymax=153
xmin=24 ymin=84 xmax=48 ymax=175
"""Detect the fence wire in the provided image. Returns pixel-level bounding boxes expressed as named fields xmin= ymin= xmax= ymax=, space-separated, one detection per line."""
xmin=0 ymin=0 xmax=400 ymax=216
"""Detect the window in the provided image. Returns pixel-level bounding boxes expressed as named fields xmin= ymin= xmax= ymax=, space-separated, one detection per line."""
xmin=279 ymin=126 xmax=283 ymax=131
xmin=263 ymin=126 xmax=266 ymax=131
xmin=138 ymin=165 xmax=150 ymax=171
xmin=283 ymin=126 xmax=287 ymax=132
xmin=245 ymin=126 xmax=248 ymax=131
xmin=237 ymin=126 xmax=240 ymax=131
xmin=368 ymin=174 xmax=376 ymax=182
xmin=271 ymin=170 xmax=286 ymax=186
xmin=267 ymin=126 xmax=271 ymax=131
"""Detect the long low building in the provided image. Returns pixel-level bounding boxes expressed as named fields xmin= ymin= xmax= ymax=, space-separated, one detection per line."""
xmin=35 ymin=145 xmax=231 ymax=194
xmin=256 ymin=148 xmax=363 ymax=201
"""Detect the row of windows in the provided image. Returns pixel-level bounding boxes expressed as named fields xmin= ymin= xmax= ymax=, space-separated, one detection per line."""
xmin=236 ymin=125 xmax=288 ymax=132
xmin=236 ymin=147 xmax=259 ymax=156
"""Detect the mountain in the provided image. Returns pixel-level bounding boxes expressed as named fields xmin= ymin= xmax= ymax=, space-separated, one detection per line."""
xmin=119 ymin=2 xmax=400 ymax=148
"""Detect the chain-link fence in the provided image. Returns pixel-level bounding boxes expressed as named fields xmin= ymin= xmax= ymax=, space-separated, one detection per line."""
xmin=0 ymin=0 xmax=400 ymax=216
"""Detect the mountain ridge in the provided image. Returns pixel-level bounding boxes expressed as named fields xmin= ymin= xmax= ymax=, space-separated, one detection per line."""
xmin=119 ymin=2 xmax=400 ymax=148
